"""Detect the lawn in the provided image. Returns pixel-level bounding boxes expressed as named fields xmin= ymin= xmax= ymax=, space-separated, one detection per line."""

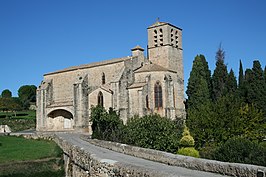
xmin=0 ymin=136 xmax=62 ymax=164
xmin=0 ymin=136 xmax=65 ymax=177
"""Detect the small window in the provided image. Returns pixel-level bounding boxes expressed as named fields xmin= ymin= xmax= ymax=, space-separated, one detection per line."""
xmin=154 ymin=81 xmax=162 ymax=108
xmin=102 ymin=73 xmax=105 ymax=85
xmin=98 ymin=91 xmax=103 ymax=107
xmin=146 ymin=95 xmax=149 ymax=109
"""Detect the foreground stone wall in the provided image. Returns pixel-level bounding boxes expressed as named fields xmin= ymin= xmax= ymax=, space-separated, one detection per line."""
xmin=12 ymin=133 xmax=266 ymax=177
xmin=54 ymin=134 xmax=167 ymax=177
xmin=85 ymin=138 xmax=266 ymax=177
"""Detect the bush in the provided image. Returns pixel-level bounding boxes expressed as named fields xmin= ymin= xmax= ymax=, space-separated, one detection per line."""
xmin=199 ymin=143 xmax=217 ymax=159
xmin=91 ymin=106 xmax=124 ymax=142
xmin=177 ymin=147 xmax=200 ymax=158
xmin=179 ymin=126 xmax=195 ymax=147
xmin=213 ymin=137 xmax=266 ymax=166
xmin=123 ymin=114 xmax=182 ymax=153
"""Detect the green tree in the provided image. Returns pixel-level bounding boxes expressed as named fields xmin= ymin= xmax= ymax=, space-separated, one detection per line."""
xmin=264 ymin=66 xmax=266 ymax=84
xmin=18 ymin=85 xmax=37 ymax=109
xmin=225 ymin=69 xmax=237 ymax=94
xmin=186 ymin=55 xmax=212 ymax=109
xmin=91 ymin=105 xmax=124 ymax=142
xmin=237 ymin=104 xmax=266 ymax=141
xmin=238 ymin=60 xmax=244 ymax=88
xmin=212 ymin=46 xmax=228 ymax=101
xmin=244 ymin=61 xmax=266 ymax=114
xmin=186 ymin=54 xmax=213 ymax=148
xmin=1 ymin=89 xmax=12 ymax=98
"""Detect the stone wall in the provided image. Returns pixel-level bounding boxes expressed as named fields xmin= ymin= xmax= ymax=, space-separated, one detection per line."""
xmin=84 ymin=138 xmax=266 ymax=177
xmin=11 ymin=132 xmax=266 ymax=177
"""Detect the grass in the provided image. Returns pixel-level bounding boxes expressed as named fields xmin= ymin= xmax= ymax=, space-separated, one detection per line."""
xmin=0 ymin=136 xmax=65 ymax=177
xmin=0 ymin=136 xmax=62 ymax=164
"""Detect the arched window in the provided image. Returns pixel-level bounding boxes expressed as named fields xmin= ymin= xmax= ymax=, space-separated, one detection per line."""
xmin=98 ymin=91 xmax=103 ymax=107
xmin=146 ymin=95 xmax=149 ymax=109
xmin=102 ymin=73 xmax=105 ymax=85
xmin=154 ymin=81 xmax=162 ymax=108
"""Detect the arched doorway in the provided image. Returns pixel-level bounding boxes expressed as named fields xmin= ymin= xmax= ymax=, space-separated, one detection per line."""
xmin=47 ymin=109 xmax=74 ymax=130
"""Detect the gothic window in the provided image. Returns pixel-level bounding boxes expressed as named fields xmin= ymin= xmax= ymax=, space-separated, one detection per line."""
xmin=98 ymin=91 xmax=103 ymax=107
xmin=102 ymin=72 xmax=105 ymax=85
xmin=146 ymin=95 xmax=149 ymax=109
xmin=154 ymin=81 xmax=162 ymax=108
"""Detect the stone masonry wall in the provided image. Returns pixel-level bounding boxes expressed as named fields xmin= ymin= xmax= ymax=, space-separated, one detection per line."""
xmin=12 ymin=132 xmax=266 ymax=177
xmin=85 ymin=138 xmax=266 ymax=177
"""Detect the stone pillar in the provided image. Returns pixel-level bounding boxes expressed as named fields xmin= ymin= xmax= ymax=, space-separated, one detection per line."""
xmin=169 ymin=81 xmax=175 ymax=120
xmin=138 ymin=90 xmax=143 ymax=117
xmin=36 ymin=88 xmax=46 ymax=131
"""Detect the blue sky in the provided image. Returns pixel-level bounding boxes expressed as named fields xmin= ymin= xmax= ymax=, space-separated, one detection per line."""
xmin=0 ymin=0 xmax=265 ymax=97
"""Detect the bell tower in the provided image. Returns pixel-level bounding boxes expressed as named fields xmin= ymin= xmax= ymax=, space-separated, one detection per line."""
xmin=147 ymin=21 xmax=183 ymax=77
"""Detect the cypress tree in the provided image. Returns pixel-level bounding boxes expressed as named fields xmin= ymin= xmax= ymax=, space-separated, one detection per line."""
xmin=186 ymin=55 xmax=213 ymax=148
xmin=264 ymin=66 xmax=266 ymax=84
xmin=244 ymin=61 xmax=266 ymax=114
xmin=226 ymin=69 xmax=237 ymax=94
xmin=186 ymin=55 xmax=212 ymax=109
xmin=212 ymin=46 xmax=228 ymax=101
xmin=238 ymin=60 xmax=244 ymax=88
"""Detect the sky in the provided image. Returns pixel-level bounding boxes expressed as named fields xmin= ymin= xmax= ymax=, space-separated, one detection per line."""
xmin=0 ymin=0 xmax=265 ymax=97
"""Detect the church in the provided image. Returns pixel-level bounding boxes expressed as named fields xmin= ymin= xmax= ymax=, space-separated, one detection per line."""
xmin=36 ymin=21 xmax=185 ymax=132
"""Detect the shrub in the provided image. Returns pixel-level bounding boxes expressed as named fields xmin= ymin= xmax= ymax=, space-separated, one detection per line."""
xmin=213 ymin=137 xmax=266 ymax=166
xmin=91 ymin=106 xmax=124 ymax=142
xmin=177 ymin=147 xmax=200 ymax=158
xmin=123 ymin=114 xmax=182 ymax=153
xmin=179 ymin=126 xmax=195 ymax=147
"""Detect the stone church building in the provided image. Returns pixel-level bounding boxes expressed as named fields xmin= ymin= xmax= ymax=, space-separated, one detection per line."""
xmin=36 ymin=21 xmax=185 ymax=132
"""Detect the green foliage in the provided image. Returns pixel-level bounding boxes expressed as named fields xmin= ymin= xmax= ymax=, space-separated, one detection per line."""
xmin=226 ymin=69 xmax=237 ymax=94
xmin=18 ymin=85 xmax=37 ymax=109
xmin=213 ymin=137 xmax=266 ymax=166
xmin=177 ymin=147 xmax=199 ymax=158
xmin=0 ymin=111 xmax=36 ymax=132
xmin=91 ymin=105 xmax=124 ymax=142
xmin=186 ymin=55 xmax=212 ymax=109
xmin=1 ymin=89 xmax=12 ymax=98
xmin=0 ymin=97 xmax=23 ymax=112
xmin=124 ymin=114 xmax=182 ymax=153
xmin=237 ymin=104 xmax=266 ymax=141
xmin=179 ymin=126 xmax=195 ymax=147
xmin=90 ymin=106 xmax=183 ymax=153
xmin=187 ymin=103 xmax=210 ymax=147
xmin=212 ymin=46 xmax=228 ymax=101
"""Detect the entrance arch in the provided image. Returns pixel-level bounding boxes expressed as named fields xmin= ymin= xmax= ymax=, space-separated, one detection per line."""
xmin=47 ymin=109 xmax=74 ymax=131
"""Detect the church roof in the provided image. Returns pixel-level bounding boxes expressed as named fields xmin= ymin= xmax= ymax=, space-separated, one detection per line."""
xmin=44 ymin=56 xmax=135 ymax=76
xmin=127 ymin=82 xmax=147 ymax=89
xmin=134 ymin=63 xmax=176 ymax=73
xmin=131 ymin=45 xmax=144 ymax=51
xmin=147 ymin=21 xmax=182 ymax=30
